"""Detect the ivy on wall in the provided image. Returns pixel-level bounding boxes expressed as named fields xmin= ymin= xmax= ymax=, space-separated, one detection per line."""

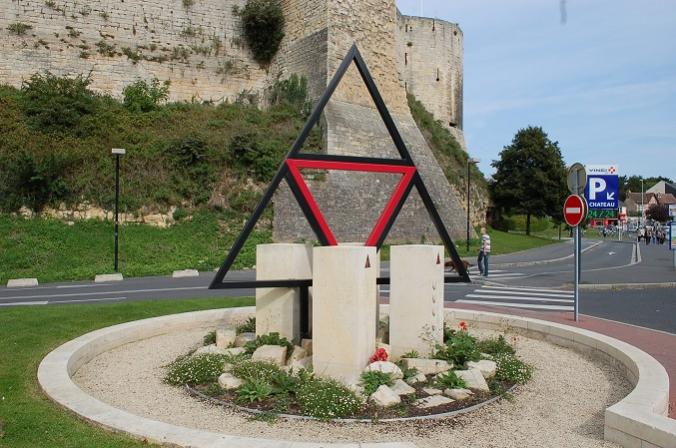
xmin=239 ymin=0 xmax=285 ymax=65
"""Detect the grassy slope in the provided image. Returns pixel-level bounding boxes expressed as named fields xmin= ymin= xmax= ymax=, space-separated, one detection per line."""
xmin=0 ymin=297 xmax=254 ymax=448
xmin=0 ymin=212 xmax=270 ymax=284
xmin=453 ymin=227 xmax=558 ymax=259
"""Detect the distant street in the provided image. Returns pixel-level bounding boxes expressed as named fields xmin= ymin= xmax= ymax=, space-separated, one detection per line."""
xmin=1 ymin=239 xmax=674 ymax=333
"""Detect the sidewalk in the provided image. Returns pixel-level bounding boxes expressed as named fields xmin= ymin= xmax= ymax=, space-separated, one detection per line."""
xmin=443 ymin=302 xmax=676 ymax=418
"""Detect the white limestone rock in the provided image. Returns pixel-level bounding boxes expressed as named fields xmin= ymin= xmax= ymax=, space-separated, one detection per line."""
xmin=422 ymin=387 xmax=443 ymax=396
xmin=234 ymin=332 xmax=256 ymax=347
xmin=218 ymin=373 xmax=243 ymax=391
xmin=444 ymin=388 xmax=474 ymax=400
xmin=401 ymin=358 xmax=453 ymax=375
xmin=287 ymin=356 xmax=312 ymax=371
xmin=364 ymin=361 xmax=403 ymax=380
xmin=194 ymin=344 xmax=227 ymax=356
xmin=251 ymin=345 xmax=288 ymax=366
xmin=223 ymin=347 xmax=246 ymax=356
xmin=455 ymin=369 xmax=490 ymax=392
xmin=466 ymin=360 xmax=497 ymax=379
xmin=216 ymin=328 xmax=237 ymax=349
xmin=390 ymin=379 xmax=416 ymax=396
xmin=290 ymin=345 xmax=307 ymax=361
xmin=406 ymin=372 xmax=427 ymax=385
xmin=414 ymin=395 xmax=454 ymax=409
xmin=369 ymin=385 xmax=401 ymax=407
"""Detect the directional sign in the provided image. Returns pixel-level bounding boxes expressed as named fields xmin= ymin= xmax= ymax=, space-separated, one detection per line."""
xmin=564 ymin=195 xmax=586 ymax=227
xmin=567 ymin=163 xmax=587 ymax=195
xmin=584 ymin=165 xmax=619 ymax=210
xmin=670 ymin=222 xmax=676 ymax=251
xmin=670 ymin=204 xmax=676 ymax=218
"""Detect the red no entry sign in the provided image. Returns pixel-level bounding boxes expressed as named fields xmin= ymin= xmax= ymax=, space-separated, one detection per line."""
xmin=564 ymin=194 xmax=587 ymax=227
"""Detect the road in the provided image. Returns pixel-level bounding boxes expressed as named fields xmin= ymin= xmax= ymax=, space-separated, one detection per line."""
xmin=1 ymin=239 xmax=674 ymax=333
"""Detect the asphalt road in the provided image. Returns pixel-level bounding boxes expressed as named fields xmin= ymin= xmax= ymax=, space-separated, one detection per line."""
xmin=1 ymin=239 xmax=673 ymax=333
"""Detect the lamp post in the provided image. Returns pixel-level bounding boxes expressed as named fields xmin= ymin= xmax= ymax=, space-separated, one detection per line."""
xmin=640 ymin=179 xmax=644 ymax=226
xmin=466 ymin=157 xmax=480 ymax=253
xmin=112 ymin=148 xmax=126 ymax=272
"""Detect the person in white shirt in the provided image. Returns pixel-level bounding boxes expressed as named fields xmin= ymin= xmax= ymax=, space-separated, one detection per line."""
xmin=477 ymin=226 xmax=491 ymax=277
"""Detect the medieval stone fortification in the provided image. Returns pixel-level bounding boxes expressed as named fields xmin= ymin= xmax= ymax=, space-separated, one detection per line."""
xmin=1 ymin=0 xmax=481 ymax=241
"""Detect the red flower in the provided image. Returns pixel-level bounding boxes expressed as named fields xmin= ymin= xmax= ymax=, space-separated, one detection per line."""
xmin=459 ymin=321 xmax=468 ymax=331
xmin=370 ymin=347 xmax=388 ymax=363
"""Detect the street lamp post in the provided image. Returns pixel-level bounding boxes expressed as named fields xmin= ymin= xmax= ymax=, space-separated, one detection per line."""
xmin=112 ymin=148 xmax=126 ymax=272
xmin=640 ymin=179 xmax=644 ymax=226
xmin=466 ymin=158 xmax=480 ymax=253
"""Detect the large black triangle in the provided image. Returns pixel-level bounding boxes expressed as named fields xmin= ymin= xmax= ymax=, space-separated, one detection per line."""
xmin=210 ymin=44 xmax=470 ymax=289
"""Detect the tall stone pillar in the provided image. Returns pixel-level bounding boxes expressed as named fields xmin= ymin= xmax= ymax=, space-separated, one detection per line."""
xmin=389 ymin=245 xmax=444 ymax=360
xmin=256 ymin=244 xmax=313 ymax=344
xmin=312 ymin=245 xmax=377 ymax=384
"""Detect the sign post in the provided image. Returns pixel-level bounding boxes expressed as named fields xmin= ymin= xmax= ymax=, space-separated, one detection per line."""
xmin=670 ymin=222 xmax=676 ymax=269
xmin=566 ymin=163 xmax=588 ymax=322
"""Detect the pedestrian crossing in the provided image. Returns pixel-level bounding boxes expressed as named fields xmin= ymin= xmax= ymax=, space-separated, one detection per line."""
xmin=457 ymin=284 xmax=574 ymax=311
xmin=467 ymin=267 xmax=526 ymax=280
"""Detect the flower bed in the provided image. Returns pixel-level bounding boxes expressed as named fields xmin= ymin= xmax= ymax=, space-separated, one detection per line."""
xmin=164 ymin=320 xmax=533 ymax=421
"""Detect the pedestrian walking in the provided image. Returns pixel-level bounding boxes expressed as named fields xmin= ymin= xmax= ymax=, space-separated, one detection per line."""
xmin=477 ymin=226 xmax=491 ymax=277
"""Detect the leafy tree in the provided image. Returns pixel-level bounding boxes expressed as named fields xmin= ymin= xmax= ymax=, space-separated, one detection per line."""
xmin=645 ymin=204 xmax=670 ymax=223
xmin=490 ymin=126 xmax=567 ymax=235
xmin=122 ymin=78 xmax=170 ymax=112
xmin=240 ymin=0 xmax=285 ymax=65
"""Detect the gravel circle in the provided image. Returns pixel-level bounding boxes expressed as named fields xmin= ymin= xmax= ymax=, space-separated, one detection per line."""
xmin=73 ymin=327 xmax=630 ymax=447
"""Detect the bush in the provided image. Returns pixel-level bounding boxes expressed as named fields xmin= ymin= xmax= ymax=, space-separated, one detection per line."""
xmin=203 ymin=330 xmax=216 ymax=346
xmin=476 ymin=335 xmax=515 ymax=356
xmin=122 ymin=78 xmax=170 ymax=112
xmin=495 ymin=354 xmax=533 ymax=384
xmin=20 ymin=72 xmax=97 ymax=133
xmin=7 ymin=22 xmax=32 ymax=35
xmin=240 ymin=0 xmax=285 ymax=65
xmin=229 ymin=131 xmax=283 ymax=181
xmin=270 ymin=74 xmax=310 ymax=115
xmin=231 ymin=360 xmax=282 ymax=383
xmin=435 ymin=371 xmax=467 ymax=389
xmin=236 ymin=379 xmax=273 ymax=403
xmin=236 ymin=317 xmax=256 ymax=334
xmin=244 ymin=332 xmax=294 ymax=357
xmin=296 ymin=377 xmax=363 ymax=420
xmin=164 ymin=354 xmax=227 ymax=385
xmin=8 ymin=151 xmax=70 ymax=211
xmin=434 ymin=331 xmax=481 ymax=366
xmin=360 ymin=371 xmax=393 ymax=396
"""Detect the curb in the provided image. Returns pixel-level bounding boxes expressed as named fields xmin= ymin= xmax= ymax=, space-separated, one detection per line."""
xmin=172 ymin=269 xmax=200 ymax=278
xmin=579 ymin=282 xmax=676 ymax=291
xmin=38 ymin=307 xmax=675 ymax=448
xmin=6 ymin=278 xmax=38 ymax=288
xmin=473 ymin=240 xmax=603 ymax=269
xmin=94 ymin=273 xmax=124 ymax=283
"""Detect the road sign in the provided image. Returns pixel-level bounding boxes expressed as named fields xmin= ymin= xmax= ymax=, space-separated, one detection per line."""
xmin=670 ymin=222 xmax=676 ymax=251
xmin=670 ymin=204 xmax=676 ymax=218
xmin=584 ymin=165 xmax=619 ymax=210
xmin=567 ymin=163 xmax=587 ymax=195
xmin=564 ymin=195 xmax=586 ymax=227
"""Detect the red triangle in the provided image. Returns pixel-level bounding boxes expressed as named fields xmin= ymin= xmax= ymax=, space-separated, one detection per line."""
xmin=286 ymin=159 xmax=416 ymax=246
xmin=365 ymin=255 xmax=371 ymax=268
xmin=436 ymin=253 xmax=441 ymax=265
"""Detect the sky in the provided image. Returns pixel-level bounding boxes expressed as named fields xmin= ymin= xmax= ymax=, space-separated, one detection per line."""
xmin=396 ymin=0 xmax=676 ymax=180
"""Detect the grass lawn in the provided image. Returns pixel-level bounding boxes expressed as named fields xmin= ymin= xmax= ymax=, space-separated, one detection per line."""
xmin=0 ymin=212 xmax=271 ymax=285
xmin=0 ymin=296 xmax=254 ymax=448
xmin=452 ymin=227 xmax=559 ymax=259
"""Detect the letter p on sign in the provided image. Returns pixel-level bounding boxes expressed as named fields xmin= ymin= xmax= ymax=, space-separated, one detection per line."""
xmin=589 ymin=177 xmax=606 ymax=200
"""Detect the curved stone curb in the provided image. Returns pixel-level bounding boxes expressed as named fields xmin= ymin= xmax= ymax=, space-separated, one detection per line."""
xmin=579 ymin=282 xmax=676 ymax=291
xmin=38 ymin=306 xmax=675 ymax=448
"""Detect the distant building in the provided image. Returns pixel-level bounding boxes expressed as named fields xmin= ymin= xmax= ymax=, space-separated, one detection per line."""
xmin=624 ymin=191 xmax=675 ymax=215
xmin=646 ymin=181 xmax=676 ymax=196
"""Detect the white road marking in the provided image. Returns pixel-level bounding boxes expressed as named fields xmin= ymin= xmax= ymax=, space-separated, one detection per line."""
xmin=49 ymin=297 xmax=127 ymax=304
xmin=0 ymin=301 xmax=48 ymax=307
xmin=0 ymin=286 xmax=208 ymax=301
xmin=473 ymin=288 xmax=573 ymax=298
xmin=480 ymin=285 xmax=572 ymax=294
xmin=457 ymin=299 xmax=573 ymax=311
xmin=465 ymin=294 xmax=573 ymax=304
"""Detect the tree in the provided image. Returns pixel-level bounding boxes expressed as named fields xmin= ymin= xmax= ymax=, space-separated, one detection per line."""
xmin=490 ymin=126 xmax=567 ymax=235
xmin=645 ymin=204 xmax=670 ymax=223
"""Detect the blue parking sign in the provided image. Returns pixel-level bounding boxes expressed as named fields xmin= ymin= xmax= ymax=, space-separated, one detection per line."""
xmin=584 ymin=165 xmax=619 ymax=210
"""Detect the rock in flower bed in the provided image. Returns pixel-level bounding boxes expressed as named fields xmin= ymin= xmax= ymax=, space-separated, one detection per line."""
xmin=164 ymin=320 xmax=533 ymax=420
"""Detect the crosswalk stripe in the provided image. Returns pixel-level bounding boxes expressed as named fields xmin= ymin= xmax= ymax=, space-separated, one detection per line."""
xmin=465 ymin=294 xmax=573 ymax=303
xmin=457 ymin=299 xmax=573 ymax=311
xmin=480 ymin=285 xmax=573 ymax=294
xmin=473 ymin=289 xmax=573 ymax=298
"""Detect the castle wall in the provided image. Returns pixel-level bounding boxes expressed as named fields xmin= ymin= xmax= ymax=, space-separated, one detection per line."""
xmin=0 ymin=0 xmax=267 ymax=102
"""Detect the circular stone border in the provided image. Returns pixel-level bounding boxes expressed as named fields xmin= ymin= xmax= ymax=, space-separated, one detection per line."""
xmin=38 ymin=306 xmax=675 ymax=448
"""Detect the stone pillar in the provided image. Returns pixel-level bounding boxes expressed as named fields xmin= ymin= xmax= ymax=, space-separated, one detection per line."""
xmin=256 ymin=244 xmax=313 ymax=344
xmin=389 ymin=245 xmax=444 ymax=360
xmin=312 ymin=245 xmax=377 ymax=385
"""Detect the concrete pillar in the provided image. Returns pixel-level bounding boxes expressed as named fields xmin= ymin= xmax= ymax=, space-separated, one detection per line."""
xmin=389 ymin=245 xmax=444 ymax=360
xmin=312 ymin=245 xmax=378 ymax=385
xmin=256 ymin=244 xmax=312 ymax=344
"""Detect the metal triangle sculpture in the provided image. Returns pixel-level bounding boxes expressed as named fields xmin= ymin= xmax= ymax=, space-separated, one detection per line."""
xmin=210 ymin=44 xmax=470 ymax=290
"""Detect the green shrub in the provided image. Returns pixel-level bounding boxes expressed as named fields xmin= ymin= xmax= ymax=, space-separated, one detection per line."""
xmin=244 ymin=332 xmax=294 ymax=357
xmin=236 ymin=317 xmax=256 ymax=334
xmin=494 ymin=354 xmax=533 ymax=384
xmin=20 ymin=72 xmax=97 ymax=133
xmin=434 ymin=331 xmax=481 ymax=366
xmin=173 ymin=207 xmax=188 ymax=221
xmin=203 ymin=330 xmax=216 ymax=346
xmin=164 ymin=354 xmax=227 ymax=385
xmin=122 ymin=78 xmax=170 ymax=112
xmin=402 ymin=350 xmax=419 ymax=358
xmin=229 ymin=131 xmax=283 ymax=181
xmin=435 ymin=371 xmax=467 ymax=389
xmin=6 ymin=151 xmax=70 ymax=211
xmin=296 ymin=377 xmax=363 ymax=420
xmin=476 ymin=335 xmax=515 ymax=356
xmin=7 ymin=22 xmax=32 ymax=35
xmin=231 ymin=360 xmax=282 ymax=383
xmin=236 ymin=379 xmax=273 ymax=403
xmin=240 ymin=0 xmax=285 ymax=64
xmin=359 ymin=371 xmax=393 ymax=396
xmin=270 ymin=74 xmax=310 ymax=115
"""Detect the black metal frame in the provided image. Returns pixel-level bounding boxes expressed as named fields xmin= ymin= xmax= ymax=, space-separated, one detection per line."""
xmin=210 ymin=44 xmax=470 ymax=291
